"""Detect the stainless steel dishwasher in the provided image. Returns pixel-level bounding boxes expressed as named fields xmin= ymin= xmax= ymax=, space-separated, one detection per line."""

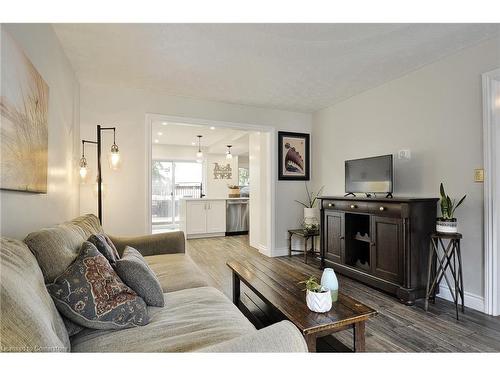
xmin=226 ymin=199 xmax=249 ymax=235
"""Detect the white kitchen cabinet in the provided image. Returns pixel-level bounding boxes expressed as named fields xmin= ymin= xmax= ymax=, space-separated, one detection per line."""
xmin=206 ymin=200 xmax=226 ymax=233
xmin=183 ymin=199 xmax=226 ymax=238
xmin=186 ymin=201 xmax=208 ymax=235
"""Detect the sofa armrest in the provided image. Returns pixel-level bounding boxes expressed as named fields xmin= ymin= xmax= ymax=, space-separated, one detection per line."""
xmin=108 ymin=231 xmax=185 ymax=257
xmin=197 ymin=321 xmax=308 ymax=352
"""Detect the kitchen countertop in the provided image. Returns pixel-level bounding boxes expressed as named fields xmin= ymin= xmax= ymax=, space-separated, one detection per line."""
xmin=181 ymin=197 xmax=249 ymax=201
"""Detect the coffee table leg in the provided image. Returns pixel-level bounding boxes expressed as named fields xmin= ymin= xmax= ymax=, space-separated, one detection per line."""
xmin=353 ymin=321 xmax=366 ymax=352
xmin=232 ymin=272 xmax=240 ymax=306
xmin=304 ymin=333 xmax=317 ymax=352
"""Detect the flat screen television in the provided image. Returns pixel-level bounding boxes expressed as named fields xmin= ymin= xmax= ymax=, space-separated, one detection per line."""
xmin=345 ymin=154 xmax=393 ymax=194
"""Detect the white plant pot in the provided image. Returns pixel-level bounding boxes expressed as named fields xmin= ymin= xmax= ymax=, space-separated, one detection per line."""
xmin=436 ymin=219 xmax=458 ymax=233
xmin=306 ymin=288 xmax=332 ymax=313
xmin=304 ymin=207 xmax=320 ymax=226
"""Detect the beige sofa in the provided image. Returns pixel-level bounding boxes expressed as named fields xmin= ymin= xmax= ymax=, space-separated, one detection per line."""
xmin=0 ymin=214 xmax=307 ymax=352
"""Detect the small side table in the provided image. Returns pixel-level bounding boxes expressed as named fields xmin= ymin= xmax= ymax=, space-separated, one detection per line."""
xmin=288 ymin=228 xmax=320 ymax=264
xmin=425 ymin=232 xmax=464 ymax=319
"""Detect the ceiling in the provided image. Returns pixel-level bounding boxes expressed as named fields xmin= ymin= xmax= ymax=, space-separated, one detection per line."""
xmin=151 ymin=121 xmax=251 ymax=155
xmin=53 ymin=24 xmax=500 ymax=112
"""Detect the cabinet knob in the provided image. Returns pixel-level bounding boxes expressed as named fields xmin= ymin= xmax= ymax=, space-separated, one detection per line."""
xmin=328 ymin=203 xmax=334 ymax=207
xmin=379 ymin=206 xmax=385 ymax=211
xmin=350 ymin=204 xmax=357 ymax=209
xmin=339 ymin=236 xmax=345 ymax=240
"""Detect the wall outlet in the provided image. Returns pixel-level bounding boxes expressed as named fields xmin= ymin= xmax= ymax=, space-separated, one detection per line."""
xmin=474 ymin=168 xmax=484 ymax=183
xmin=398 ymin=149 xmax=411 ymax=160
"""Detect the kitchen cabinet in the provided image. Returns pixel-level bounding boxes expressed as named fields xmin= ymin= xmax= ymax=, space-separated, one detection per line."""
xmin=182 ymin=199 xmax=227 ymax=238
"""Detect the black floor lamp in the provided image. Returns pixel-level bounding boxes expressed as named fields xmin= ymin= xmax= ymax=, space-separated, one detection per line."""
xmin=79 ymin=125 xmax=121 ymax=223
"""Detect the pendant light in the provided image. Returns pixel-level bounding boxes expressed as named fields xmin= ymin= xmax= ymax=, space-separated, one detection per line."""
xmin=226 ymin=145 xmax=233 ymax=160
xmin=196 ymin=135 xmax=203 ymax=162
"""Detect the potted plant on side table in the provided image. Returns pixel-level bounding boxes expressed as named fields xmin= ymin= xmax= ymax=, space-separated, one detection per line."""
xmin=299 ymin=276 xmax=332 ymax=313
xmin=295 ymin=183 xmax=324 ymax=233
xmin=436 ymin=182 xmax=466 ymax=234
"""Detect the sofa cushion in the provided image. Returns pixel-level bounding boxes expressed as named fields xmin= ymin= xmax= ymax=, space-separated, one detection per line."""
xmin=24 ymin=214 xmax=103 ymax=283
xmin=70 ymin=286 xmax=255 ymax=352
xmin=0 ymin=238 xmax=70 ymax=352
xmin=115 ymin=246 xmax=164 ymax=307
xmin=88 ymin=234 xmax=120 ymax=264
xmin=145 ymin=253 xmax=209 ymax=292
xmin=47 ymin=241 xmax=149 ymax=330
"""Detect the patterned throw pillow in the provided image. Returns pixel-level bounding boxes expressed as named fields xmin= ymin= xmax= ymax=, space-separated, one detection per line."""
xmin=88 ymin=234 xmax=120 ymax=264
xmin=115 ymin=246 xmax=165 ymax=307
xmin=47 ymin=241 xmax=149 ymax=330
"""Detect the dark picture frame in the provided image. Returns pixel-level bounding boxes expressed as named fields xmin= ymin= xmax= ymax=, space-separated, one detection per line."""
xmin=278 ymin=131 xmax=310 ymax=181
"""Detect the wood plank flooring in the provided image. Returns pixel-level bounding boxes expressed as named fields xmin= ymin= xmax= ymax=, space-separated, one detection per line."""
xmin=186 ymin=235 xmax=500 ymax=352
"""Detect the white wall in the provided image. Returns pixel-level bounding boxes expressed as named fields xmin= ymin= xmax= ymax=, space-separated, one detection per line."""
xmin=249 ymin=132 xmax=270 ymax=252
xmin=0 ymin=24 xmax=80 ymax=239
xmin=206 ymin=154 xmax=239 ymax=198
xmin=312 ymin=36 xmax=500 ymax=308
xmin=80 ymin=83 xmax=312 ymax=254
xmin=238 ymin=154 xmax=249 ymax=169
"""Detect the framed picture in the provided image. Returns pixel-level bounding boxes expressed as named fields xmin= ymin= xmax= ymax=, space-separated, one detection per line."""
xmin=278 ymin=131 xmax=310 ymax=181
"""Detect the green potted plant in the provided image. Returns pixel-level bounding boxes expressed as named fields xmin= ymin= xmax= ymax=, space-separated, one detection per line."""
xmin=436 ymin=183 xmax=466 ymax=233
xmin=295 ymin=183 xmax=324 ymax=232
xmin=299 ymin=276 xmax=332 ymax=313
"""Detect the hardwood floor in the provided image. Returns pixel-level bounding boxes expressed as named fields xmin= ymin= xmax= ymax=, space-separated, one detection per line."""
xmin=186 ymin=235 xmax=500 ymax=352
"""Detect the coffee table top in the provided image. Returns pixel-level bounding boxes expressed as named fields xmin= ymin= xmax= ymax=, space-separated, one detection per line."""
xmin=227 ymin=257 xmax=377 ymax=335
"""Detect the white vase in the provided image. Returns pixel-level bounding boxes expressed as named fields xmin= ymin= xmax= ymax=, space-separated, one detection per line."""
xmin=321 ymin=268 xmax=339 ymax=302
xmin=306 ymin=288 xmax=332 ymax=313
xmin=303 ymin=207 xmax=319 ymax=226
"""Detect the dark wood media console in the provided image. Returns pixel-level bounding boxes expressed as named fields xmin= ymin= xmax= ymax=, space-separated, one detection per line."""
xmin=319 ymin=196 xmax=438 ymax=305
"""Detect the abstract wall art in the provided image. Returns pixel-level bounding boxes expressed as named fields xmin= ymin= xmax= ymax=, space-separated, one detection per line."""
xmin=278 ymin=131 xmax=310 ymax=181
xmin=0 ymin=28 xmax=49 ymax=193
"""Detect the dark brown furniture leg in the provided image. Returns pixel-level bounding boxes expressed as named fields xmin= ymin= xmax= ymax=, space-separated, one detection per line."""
xmin=425 ymin=239 xmax=434 ymax=311
xmin=304 ymin=236 xmax=308 ymax=264
xmin=232 ymin=271 xmax=240 ymax=306
xmin=288 ymin=232 xmax=292 ymax=257
xmin=304 ymin=333 xmax=317 ymax=352
xmin=457 ymin=240 xmax=465 ymax=313
xmin=353 ymin=321 xmax=366 ymax=352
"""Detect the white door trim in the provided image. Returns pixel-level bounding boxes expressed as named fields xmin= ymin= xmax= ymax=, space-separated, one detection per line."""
xmin=144 ymin=113 xmax=277 ymax=257
xmin=483 ymin=68 xmax=500 ymax=316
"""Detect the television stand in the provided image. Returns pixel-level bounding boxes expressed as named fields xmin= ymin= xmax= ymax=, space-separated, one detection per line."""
xmin=319 ymin=196 xmax=438 ymax=305
xmin=344 ymin=192 xmax=356 ymax=197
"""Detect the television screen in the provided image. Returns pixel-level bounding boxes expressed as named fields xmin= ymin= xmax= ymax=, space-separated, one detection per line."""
xmin=345 ymin=155 xmax=393 ymax=194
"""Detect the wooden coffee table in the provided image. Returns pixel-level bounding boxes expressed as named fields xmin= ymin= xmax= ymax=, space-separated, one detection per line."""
xmin=227 ymin=257 xmax=377 ymax=352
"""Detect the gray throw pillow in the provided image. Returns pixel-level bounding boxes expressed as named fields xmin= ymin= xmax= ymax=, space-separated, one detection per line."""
xmin=115 ymin=246 xmax=165 ymax=307
xmin=47 ymin=241 xmax=149 ymax=330
xmin=88 ymin=234 xmax=120 ymax=264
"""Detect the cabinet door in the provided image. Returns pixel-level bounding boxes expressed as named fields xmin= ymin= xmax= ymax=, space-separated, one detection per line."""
xmin=206 ymin=200 xmax=227 ymax=233
xmin=186 ymin=201 xmax=207 ymax=234
xmin=324 ymin=211 xmax=344 ymax=263
xmin=371 ymin=216 xmax=403 ymax=283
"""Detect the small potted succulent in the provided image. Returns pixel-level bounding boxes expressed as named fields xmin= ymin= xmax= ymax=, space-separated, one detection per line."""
xmin=436 ymin=183 xmax=466 ymax=234
xmin=299 ymin=276 xmax=332 ymax=313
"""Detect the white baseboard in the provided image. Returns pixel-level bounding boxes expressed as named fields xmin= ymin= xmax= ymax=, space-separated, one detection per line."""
xmin=258 ymin=244 xmax=271 ymax=257
xmin=272 ymin=247 xmax=289 ymax=257
xmin=186 ymin=232 xmax=225 ymax=239
xmin=437 ymin=283 xmax=485 ymax=313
